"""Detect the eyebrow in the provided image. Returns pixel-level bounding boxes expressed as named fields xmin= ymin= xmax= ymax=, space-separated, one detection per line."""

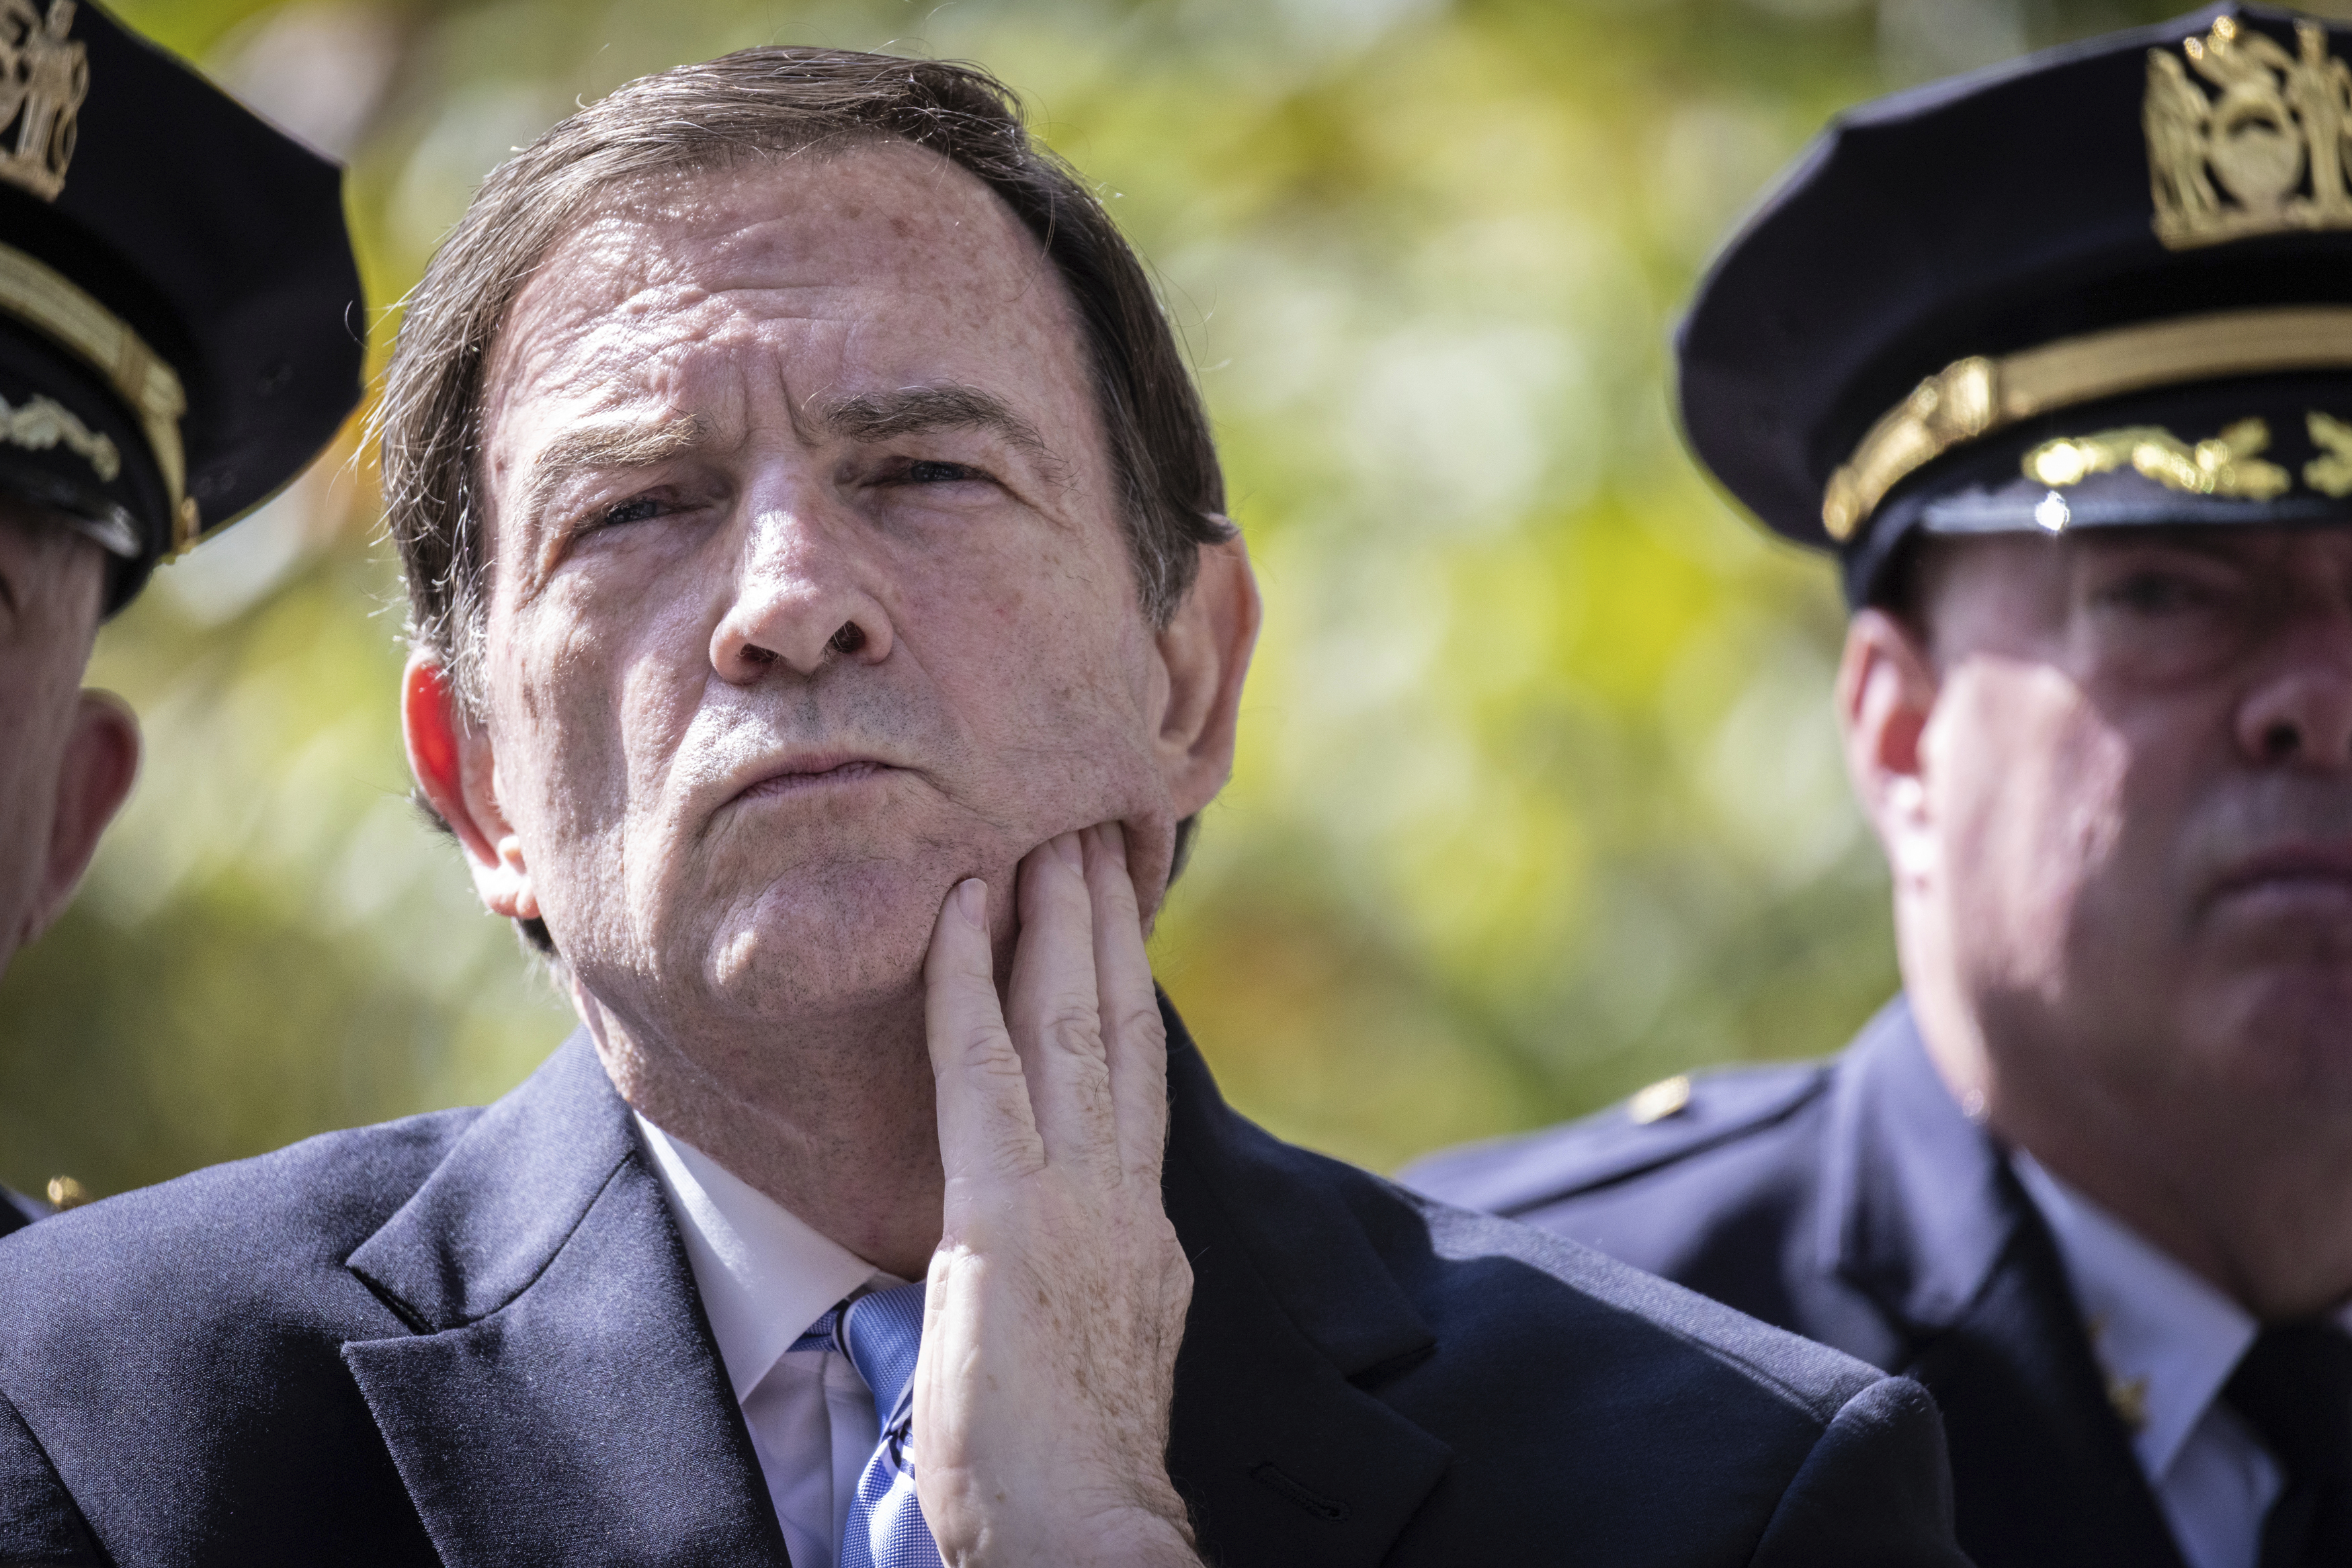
xmin=513 ymin=382 xmax=1070 ymax=575
xmin=812 ymin=384 xmax=1066 ymax=482
xmin=521 ymin=412 xmax=707 ymax=523
xmin=507 ymin=413 xmax=708 ymax=590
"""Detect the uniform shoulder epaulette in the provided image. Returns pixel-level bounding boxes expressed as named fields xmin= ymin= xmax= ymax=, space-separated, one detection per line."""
xmin=1402 ymin=1059 xmax=1833 ymax=1218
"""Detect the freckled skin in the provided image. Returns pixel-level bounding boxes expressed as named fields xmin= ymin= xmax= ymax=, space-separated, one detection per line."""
xmin=412 ymin=140 xmax=1257 ymax=1562
xmin=451 ymin=143 xmax=1203 ymax=1270
xmin=1849 ymin=527 xmax=2352 ymax=1315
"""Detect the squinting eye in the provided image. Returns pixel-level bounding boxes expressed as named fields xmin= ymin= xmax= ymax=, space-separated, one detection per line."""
xmin=905 ymin=460 xmax=984 ymax=484
xmin=599 ymin=496 xmax=663 ymax=527
xmin=2097 ymin=571 xmax=2206 ymax=614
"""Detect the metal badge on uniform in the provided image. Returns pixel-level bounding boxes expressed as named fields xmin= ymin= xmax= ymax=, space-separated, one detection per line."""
xmin=1628 ymin=1075 xmax=1692 ymax=1126
xmin=1677 ymin=3 xmax=2352 ymax=609
xmin=0 ymin=0 xmax=84 ymax=202
xmin=2146 ymin=15 xmax=2352 ymax=251
xmin=0 ymin=0 xmax=361 ymax=609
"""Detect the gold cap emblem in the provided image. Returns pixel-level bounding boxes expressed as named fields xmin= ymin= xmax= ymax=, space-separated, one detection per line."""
xmin=2146 ymin=15 xmax=2352 ymax=251
xmin=1818 ymin=306 xmax=2352 ymax=540
xmin=2022 ymin=410 xmax=2352 ymax=503
xmin=2022 ymin=418 xmax=2291 ymax=500
xmin=0 ymin=0 xmax=82 ymax=203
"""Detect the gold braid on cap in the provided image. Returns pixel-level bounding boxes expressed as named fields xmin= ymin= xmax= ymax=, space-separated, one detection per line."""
xmin=1820 ymin=304 xmax=2352 ymax=541
xmin=1821 ymin=15 xmax=2352 ymax=543
xmin=0 ymin=239 xmax=192 ymax=549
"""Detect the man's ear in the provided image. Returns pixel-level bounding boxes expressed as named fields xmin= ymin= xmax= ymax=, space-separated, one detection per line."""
xmin=1154 ymin=534 xmax=1261 ymax=817
xmin=19 ymin=690 xmax=140 ymax=947
xmin=1836 ymin=607 xmax=1941 ymax=889
xmin=401 ymin=652 xmax=540 ymax=922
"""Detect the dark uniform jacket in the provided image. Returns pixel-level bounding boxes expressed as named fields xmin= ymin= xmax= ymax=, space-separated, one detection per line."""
xmin=0 ymin=1001 xmax=1967 ymax=1566
xmin=1406 ymin=996 xmax=2189 ymax=1568
xmin=0 ymin=1190 xmax=36 ymax=1240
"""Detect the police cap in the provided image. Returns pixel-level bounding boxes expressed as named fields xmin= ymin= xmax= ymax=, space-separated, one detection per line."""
xmin=0 ymin=1 xmax=362 ymax=612
xmin=1679 ymin=3 xmax=2352 ymax=605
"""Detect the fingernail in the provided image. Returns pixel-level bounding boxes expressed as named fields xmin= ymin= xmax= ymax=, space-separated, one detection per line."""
xmin=1055 ymin=831 xmax=1084 ymax=869
xmin=955 ymin=879 xmax=986 ymax=924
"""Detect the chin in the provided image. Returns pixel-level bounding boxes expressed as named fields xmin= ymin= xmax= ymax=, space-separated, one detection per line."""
xmin=2187 ymin=965 xmax=2352 ymax=1104
xmin=696 ymin=861 xmax=958 ymax=1018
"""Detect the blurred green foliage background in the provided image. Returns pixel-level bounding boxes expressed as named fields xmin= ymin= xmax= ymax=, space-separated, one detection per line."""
xmin=0 ymin=0 xmax=2253 ymax=1196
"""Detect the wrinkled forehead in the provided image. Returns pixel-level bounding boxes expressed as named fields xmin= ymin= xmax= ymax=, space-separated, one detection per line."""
xmin=480 ymin=138 xmax=1087 ymax=447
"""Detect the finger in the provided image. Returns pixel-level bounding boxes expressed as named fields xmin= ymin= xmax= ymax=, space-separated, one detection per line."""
xmin=925 ymin=877 xmax=1044 ymax=1180
xmin=1007 ymin=833 xmax=1120 ymax=1178
xmin=1087 ymin=822 xmax=1171 ymax=1186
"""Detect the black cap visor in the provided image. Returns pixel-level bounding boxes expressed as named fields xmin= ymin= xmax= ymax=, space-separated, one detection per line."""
xmin=0 ymin=312 xmax=172 ymax=608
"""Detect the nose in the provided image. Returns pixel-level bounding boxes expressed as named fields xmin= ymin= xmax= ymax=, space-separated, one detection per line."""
xmin=2236 ymin=599 xmax=2352 ymax=771
xmin=709 ymin=498 xmax=894 ymax=683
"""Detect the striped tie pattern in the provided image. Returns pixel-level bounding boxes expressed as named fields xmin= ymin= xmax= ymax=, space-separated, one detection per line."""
xmin=794 ymin=1280 xmax=941 ymax=1568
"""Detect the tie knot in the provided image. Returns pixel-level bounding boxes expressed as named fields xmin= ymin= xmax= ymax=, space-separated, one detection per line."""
xmin=838 ymin=1280 xmax=928 ymax=1419
xmin=2225 ymin=1321 xmax=2352 ymax=1486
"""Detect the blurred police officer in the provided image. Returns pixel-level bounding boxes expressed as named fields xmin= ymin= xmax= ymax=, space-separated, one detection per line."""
xmin=0 ymin=3 xmax=360 ymax=1233
xmin=1411 ymin=7 xmax=2352 ymax=1567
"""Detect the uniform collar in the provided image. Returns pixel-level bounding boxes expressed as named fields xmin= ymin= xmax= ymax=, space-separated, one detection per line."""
xmin=1819 ymin=996 xmax=2022 ymax=1330
xmin=2010 ymin=1150 xmax=2253 ymax=1481
xmin=632 ymin=1114 xmax=894 ymax=1404
xmin=1816 ymin=999 xmax=2203 ymax=1568
xmin=2010 ymin=1149 xmax=2352 ymax=1483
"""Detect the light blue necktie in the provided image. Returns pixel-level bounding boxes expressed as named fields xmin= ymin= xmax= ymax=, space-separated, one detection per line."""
xmin=792 ymin=1280 xmax=941 ymax=1568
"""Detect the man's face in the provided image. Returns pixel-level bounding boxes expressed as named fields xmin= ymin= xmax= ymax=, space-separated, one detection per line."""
xmin=0 ymin=506 xmax=112 ymax=961
xmin=1902 ymin=525 xmax=2352 ymax=1121
xmin=467 ymin=142 xmax=1193 ymax=1035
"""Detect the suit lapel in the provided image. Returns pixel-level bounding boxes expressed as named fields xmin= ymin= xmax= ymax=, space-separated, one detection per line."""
xmin=1824 ymin=1003 xmax=2186 ymax=1568
xmin=341 ymin=1036 xmax=788 ymax=1567
xmin=1158 ymin=1000 xmax=1453 ymax=1568
xmin=338 ymin=1005 xmax=1450 ymax=1567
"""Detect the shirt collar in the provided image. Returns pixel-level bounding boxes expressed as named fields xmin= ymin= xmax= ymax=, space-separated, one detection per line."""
xmin=634 ymin=1113 xmax=891 ymax=1403
xmin=2011 ymin=1149 xmax=2260 ymax=1481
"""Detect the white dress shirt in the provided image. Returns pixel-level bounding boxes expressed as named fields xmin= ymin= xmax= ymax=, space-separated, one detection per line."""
xmin=2012 ymin=1152 xmax=2352 ymax=1568
xmin=636 ymin=1115 xmax=903 ymax=1568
